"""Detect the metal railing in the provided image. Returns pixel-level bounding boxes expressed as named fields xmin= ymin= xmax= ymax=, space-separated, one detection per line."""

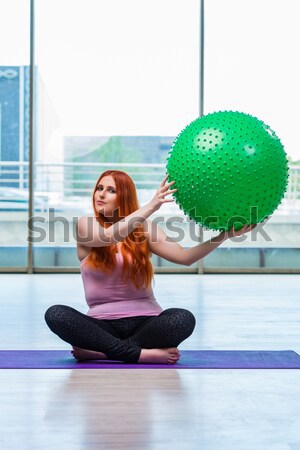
xmin=0 ymin=161 xmax=299 ymax=273
xmin=0 ymin=161 xmax=166 ymax=195
xmin=0 ymin=161 xmax=299 ymax=200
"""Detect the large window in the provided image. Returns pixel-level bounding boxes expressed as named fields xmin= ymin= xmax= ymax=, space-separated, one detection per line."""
xmin=203 ymin=0 xmax=300 ymax=271
xmin=1 ymin=0 xmax=299 ymax=273
xmin=33 ymin=0 xmax=200 ymax=269
xmin=0 ymin=0 xmax=30 ymax=269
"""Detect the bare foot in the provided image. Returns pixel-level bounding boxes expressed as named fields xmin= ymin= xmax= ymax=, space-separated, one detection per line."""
xmin=71 ymin=346 xmax=108 ymax=361
xmin=138 ymin=347 xmax=180 ymax=365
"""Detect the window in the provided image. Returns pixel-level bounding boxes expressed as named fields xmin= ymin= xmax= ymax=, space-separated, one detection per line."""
xmin=203 ymin=0 xmax=300 ymax=271
xmin=0 ymin=0 xmax=30 ymax=268
xmin=34 ymin=0 xmax=200 ymax=269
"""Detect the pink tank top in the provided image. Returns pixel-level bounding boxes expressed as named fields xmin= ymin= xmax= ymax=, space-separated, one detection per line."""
xmin=80 ymin=253 xmax=163 ymax=320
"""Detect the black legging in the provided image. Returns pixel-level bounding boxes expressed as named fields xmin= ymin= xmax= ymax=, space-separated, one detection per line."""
xmin=45 ymin=305 xmax=196 ymax=363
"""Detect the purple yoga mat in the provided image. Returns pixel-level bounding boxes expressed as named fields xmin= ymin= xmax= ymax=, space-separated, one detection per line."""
xmin=1 ymin=350 xmax=300 ymax=369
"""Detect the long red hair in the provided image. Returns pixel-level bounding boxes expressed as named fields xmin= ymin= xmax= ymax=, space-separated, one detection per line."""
xmin=83 ymin=170 xmax=154 ymax=289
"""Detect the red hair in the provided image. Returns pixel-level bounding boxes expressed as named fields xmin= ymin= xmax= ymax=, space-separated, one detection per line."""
xmin=83 ymin=170 xmax=154 ymax=289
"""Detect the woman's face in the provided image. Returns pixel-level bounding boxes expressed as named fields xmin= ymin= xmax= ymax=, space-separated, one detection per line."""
xmin=94 ymin=175 xmax=118 ymax=219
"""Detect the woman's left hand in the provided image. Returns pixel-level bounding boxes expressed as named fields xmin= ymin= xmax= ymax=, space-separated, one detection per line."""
xmin=221 ymin=224 xmax=257 ymax=239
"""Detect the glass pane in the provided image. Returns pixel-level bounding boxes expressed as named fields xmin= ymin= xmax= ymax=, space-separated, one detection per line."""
xmin=0 ymin=0 xmax=30 ymax=268
xmin=203 ymin=0 xmax=300 ymax=270
xmin=34 ymin=0 xmax=200 ymax=268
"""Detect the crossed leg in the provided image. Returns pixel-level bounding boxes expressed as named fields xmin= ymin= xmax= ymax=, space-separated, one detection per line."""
xmin=45 ymin=305 xmax=196 ymax=364
xmin=128 ymin=308 xmax=196 ymax=363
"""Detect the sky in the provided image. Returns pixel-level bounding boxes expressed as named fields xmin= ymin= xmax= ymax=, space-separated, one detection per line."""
xmin=1 ymin=0 xmax=300 ymax=161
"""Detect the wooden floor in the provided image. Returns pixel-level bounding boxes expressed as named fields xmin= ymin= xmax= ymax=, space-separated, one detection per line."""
xmin=1 ymin=273 xmax=300 ymax=450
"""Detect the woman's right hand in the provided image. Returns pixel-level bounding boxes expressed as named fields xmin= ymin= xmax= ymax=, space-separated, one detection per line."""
xmin=148 ymin=175 xmax=177 ymax=212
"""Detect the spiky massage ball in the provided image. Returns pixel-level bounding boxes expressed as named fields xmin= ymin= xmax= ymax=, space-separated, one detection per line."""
xmin=166 ymin=111 xmax=289 ymax=231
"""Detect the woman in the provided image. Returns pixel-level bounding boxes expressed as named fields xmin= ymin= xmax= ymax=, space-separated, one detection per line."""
xmin=45 ymin=170 xmax=254 ymax=364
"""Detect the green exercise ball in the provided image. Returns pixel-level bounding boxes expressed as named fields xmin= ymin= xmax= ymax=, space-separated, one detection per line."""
xmin=166 ymin=111 xmax=289 ymax=231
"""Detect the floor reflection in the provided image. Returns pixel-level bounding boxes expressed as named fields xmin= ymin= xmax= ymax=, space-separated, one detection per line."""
xmin=44 ymin=368 xmax=196 ymax=449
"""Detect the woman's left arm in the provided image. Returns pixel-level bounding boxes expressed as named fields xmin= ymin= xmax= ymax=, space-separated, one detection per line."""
xmin=146 ymin=220 xmax=255 ymax=266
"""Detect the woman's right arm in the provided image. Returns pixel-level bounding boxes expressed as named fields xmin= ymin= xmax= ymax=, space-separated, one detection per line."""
xmin=76 ymin=175 xmax=176 ymax=248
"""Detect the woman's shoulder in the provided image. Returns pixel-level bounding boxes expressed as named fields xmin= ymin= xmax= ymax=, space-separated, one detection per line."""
xmin=77 ymin=242 xmax=91 ymax=262
xmin=77 ymin=215 xmax=98 ymax=228
xmin=76 ymin=216 xmax=94 ymax=260
xmin=76 ymin=216 xmax=100 ymax=243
